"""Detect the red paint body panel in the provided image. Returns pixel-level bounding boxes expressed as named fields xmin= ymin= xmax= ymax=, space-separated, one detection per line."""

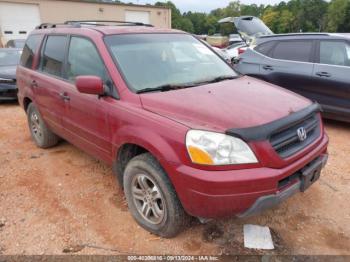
xmin=140 ymin=75 xmax=311 ymax=131
xmin=16 ymin=26 xmax=329 ymax=219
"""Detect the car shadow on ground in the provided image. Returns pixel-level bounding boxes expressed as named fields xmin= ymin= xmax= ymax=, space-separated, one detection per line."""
xmin=0 ymin=100 xmax=19 ymax=107
xmin=323 ymin=118 xmax=350 ymax=129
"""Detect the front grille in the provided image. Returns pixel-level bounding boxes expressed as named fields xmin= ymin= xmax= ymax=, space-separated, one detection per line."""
xmin=270 ymin=114 xmax=321 ymax=158
xmin=0 ymin=88 xmax=17 ymax=98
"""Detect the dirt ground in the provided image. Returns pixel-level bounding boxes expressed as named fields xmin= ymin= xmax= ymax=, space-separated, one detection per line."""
xmin=0 ymin=101 xmax=349 ymax=256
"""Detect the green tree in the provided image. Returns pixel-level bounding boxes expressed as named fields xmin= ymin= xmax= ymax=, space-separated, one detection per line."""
xmin=241 ymin=4 xmax=264 ymax=17
xmin=155 ymin=1 xmax=194 ymax=32
xmin=338 ymin=1 xmax=350 ymax=31
xmin=184 ymin=12 xmax=207 ymax=34
xmin=261 ymin=8 xmax=280 ymax=32
xmin=155 ymin=0 xmax=346 ymax=35
xmin=278 ymin=9 xmax=296 ymax=33
xmin=178 ymin=17 xmax=194 ymax=33
xmin=326 ymin=0 xmax=350 ymax=32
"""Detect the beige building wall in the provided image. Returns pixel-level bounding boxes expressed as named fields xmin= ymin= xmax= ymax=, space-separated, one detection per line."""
xmin=0 ymin=0 xmax=171 ymax=28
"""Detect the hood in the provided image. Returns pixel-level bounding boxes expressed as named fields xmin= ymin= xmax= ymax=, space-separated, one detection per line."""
xmin=218 ymin=16 xmax=273 ymax=43
xmin=140 ymin=76 xmax=311 ymax=132
xmin=0 ymin=65 xmax=17 ymax=79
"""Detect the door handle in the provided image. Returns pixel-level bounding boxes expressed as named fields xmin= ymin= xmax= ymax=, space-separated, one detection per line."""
xmin=59 ymin=92 xmax=70 ymax=101
xmin=30 ymin=80 xmax=38 ymax=88
xmin=262 ymin=65 xmax=274 ymax=71
xmin=316 ymin=72 xmax=331 ymax=77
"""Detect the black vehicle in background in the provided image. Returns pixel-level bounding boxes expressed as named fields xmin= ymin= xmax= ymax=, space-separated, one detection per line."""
xmin=0 ymin=48 xmax=22 ymax=101
xmin=234 ymin=33 xmax=350 ymax=122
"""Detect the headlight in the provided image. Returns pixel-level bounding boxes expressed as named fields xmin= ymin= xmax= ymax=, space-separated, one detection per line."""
xmin=186 ymin=130 xmax=258 ymax=165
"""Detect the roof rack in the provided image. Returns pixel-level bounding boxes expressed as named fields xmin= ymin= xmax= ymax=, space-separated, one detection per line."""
xmin=259 ymin=33 xmax=330 ymax=38
xmin=36 ymin=23 xmax=81 ymax=29
xmin=65 ymin=20 xmax=154 ymax=27
xmin=36 ymin=20 xmax=154 ymax=29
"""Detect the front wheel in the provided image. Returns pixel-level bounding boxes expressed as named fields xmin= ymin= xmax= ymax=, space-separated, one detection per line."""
xmin=123 ymin=153 xmax=189 ymax=238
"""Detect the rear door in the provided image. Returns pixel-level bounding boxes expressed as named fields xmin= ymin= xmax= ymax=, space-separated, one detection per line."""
xmin=259 ymin=40 xmax=316 ymax=95
xmin=311 ymin=40 xmax=350 ymax=119
xmin=59 ymin=36 xmax=113 ymax=162
xmin=34 ymin=35 xmax=68 ymax=133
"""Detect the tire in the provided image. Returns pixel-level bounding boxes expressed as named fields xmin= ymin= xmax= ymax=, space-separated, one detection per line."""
xmin=27 ymin=103 xmax=59 ymax=148
xmin=123 ymin=153 xmax=189 ymax=238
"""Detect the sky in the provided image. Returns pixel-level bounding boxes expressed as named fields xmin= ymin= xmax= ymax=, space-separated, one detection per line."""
xmin=130 ymin=0 xmax=283 ymax=13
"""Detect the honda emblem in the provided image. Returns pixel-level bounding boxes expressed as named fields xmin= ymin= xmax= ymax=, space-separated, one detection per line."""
xmin=297 ymin=127 xmax=307 ymax=141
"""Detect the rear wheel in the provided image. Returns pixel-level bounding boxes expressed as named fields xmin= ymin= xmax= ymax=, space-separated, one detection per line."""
xmin=123 ymin=153 xmax=188 ymax=238
xmin=27 ymin=103 xmax=59 ymax=148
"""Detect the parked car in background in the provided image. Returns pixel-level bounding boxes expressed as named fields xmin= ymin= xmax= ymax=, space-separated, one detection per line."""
xmin=229 ymin=34 xmax=242 ymax=45
xmin=0 ymin=48 xmax=21 ymax=100
xmin=17 ymin=21 xmax=328 ymax=238
xmin=223 ymin=42 xmax=247 ymax=61
xmin=212 ymin=46 xmax=232 ymax=64
xmin=206 ymin=34 xmax=229 ymax=48
xmin=234 ymin=33 xmax=350 ymax=122
xmin=5 ymin=39 xmax=26 ymax=48
xmin=199 ymin=39 xmax=232 ymax=64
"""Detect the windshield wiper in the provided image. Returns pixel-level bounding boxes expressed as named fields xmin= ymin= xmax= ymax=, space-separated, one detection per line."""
xmin=136 ymin=76 xmax=236 ymax=94
xmin=203 ymin=75 xmax=237 ymax=84
xmin=136 ymin=84 xmax=194 ymax=94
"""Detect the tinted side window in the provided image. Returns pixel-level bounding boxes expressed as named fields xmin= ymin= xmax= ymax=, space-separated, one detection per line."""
xmin=41 ymin=35 xmax=67 ymax=77
xmin=20 ymin=34 xmax=42 ymax=68
xmin=320 ymin=41 xmax=350 ymax=66
xmin=271 ymin=41 xmax=313 ymax=62
xmin=255 ymin=41 xmax=275 ymax=56
xmin=66 ymin=37 xmax=108 ymax=82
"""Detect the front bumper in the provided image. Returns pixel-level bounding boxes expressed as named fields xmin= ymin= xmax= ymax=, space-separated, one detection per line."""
xmin=0 ymin=83 xmax=17 ymax=100
xmin=238 ymin=153 xmax=327 ymax=218
xmin=168 ymin=134 xmax=328 ymax=219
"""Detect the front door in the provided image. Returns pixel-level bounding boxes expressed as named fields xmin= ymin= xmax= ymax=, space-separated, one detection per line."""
xmin=59 ymin=36 xmax=113 ymax=162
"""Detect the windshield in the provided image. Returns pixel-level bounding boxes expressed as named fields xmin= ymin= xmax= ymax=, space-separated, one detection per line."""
xmin=0 ymin=50 xmax=21 ymax=66
xmin=105 ymin=34 xmax=237 ymax=92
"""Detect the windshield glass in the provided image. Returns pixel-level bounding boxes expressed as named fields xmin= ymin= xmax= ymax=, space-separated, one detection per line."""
xmin=0 ymin=50 xmax=22 ymax=66
xmin=105 ymin=34 xmax=237 ymax=92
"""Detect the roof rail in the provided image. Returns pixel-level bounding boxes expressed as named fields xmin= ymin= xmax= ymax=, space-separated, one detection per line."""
xmin=35 ymin=23 xmax=81 ymax=29
xmin=65 ymin=20 xmax=154 ymax=27
xmin=35 ymin=20 xmax=154 ymax=30
xmin=259 ymin=33 xmax=330 ymax=38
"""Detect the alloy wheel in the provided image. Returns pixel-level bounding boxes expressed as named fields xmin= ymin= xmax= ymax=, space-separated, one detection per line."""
xmin=131 ymin=174 xmax=166 ymax=225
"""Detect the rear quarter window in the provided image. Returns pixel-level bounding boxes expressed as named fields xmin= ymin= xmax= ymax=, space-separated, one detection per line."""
xmin=254 ymin=41 xmax=275 ymax=56
xmin=271 ymin=40 xmax=313 ymax=62
xmin=20 ymin=34 xmax=42 ymax=69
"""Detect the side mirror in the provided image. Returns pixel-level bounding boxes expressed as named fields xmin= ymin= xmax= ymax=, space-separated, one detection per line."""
xmin=75 ymin=75 xmax=104 ymax=96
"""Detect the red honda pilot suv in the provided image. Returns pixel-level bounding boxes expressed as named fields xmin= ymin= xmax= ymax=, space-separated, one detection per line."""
xmin=17 ymin=21 xmax=329 ymax=238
